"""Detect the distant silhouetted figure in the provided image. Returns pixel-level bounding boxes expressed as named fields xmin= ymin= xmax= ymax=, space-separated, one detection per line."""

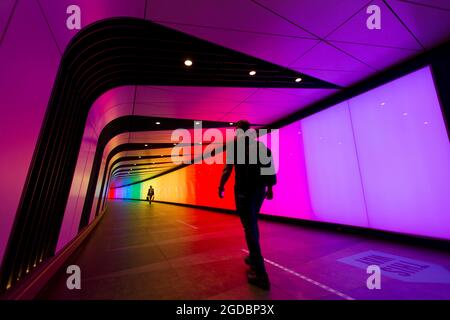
xmin=147 ymin=186 xmax=155 ymax=204
xmin=218 ymin=120 xmax=276 ymax=290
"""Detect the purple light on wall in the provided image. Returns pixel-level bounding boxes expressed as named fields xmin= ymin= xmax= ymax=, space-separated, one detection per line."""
xmin=300 ymin=101 xmax=369 ymax=227
xmin=108 ymin=67 xmax=449 ymax=241
xmin=348 ymin=67 xmax=450 ymax=240
xmin=262 ymin=66 xmax=450 ymax=240
xmin=261 ymin=121 xmax=313 ymax=219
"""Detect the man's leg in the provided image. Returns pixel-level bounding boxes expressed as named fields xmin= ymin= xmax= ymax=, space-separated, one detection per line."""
xmin=236 ymin=188 xmax=268 ymax=277
xmin=247 ymin=188 xmax=266 ymax=274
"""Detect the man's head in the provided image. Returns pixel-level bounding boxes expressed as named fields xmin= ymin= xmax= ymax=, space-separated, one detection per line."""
xmin=235 ymin=119 xmax=256 ymax=141
xmin=235 ymin=120 xmax=250 ymax=132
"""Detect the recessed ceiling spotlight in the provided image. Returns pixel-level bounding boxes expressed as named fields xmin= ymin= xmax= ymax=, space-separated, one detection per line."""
xmin=380 ymin=102 xmax=386 ymax=106
xmin=295 ymin=77 xmax=302 ymax=82
xmin=249 ymin=70 xmax=256 ymax=76
xmin=195 ymin=121 xmax=200 ymax=125
xmin=184 ymin=59 xmax=193 ymax=67
xmin=138 ymin=156 xmax=141 ymax=158
xmin=155 ymin=121 xmax=161 ymax=125
xmin=403 ymin=112 xmax=408 ymax=116
xmin=229 ymin=122 xmax=234 ymax=125
xmin=424 ymin=121 xmax=429 ymax=125
xmin=144 ymin=144 xmax=148 ymax=147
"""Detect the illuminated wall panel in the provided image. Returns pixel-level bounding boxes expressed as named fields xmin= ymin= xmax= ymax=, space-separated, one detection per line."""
xmin=348 ymin=67 xmax=450 ymax=239
xmin=110 ymin=67 xmax=450 ymax=240
xmin=300 ymin=102 xmax=368 ymax=227
xmin=259 ymin=121 xmax=314 ymax=220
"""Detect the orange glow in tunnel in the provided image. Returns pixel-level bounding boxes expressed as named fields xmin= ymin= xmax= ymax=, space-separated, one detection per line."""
xmin=109 ymin=161 xmax=236 ymax=210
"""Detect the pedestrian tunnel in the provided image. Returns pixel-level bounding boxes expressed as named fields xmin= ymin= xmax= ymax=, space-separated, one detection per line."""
xmin=1 ymin=1 xmax=450 ymax=300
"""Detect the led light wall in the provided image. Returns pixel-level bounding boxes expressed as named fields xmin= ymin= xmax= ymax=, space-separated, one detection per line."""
xmin=110 ymin=67 xmax=450 ymax=240
xmin=347 ymin=67 xmax=450 ymax=239
xmin=111 ymin=155 xmax=236 ymax=210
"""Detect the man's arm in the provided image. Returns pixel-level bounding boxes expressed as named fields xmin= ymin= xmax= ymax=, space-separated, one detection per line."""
xmin=218 ymin=164 xmax=233 ymax=198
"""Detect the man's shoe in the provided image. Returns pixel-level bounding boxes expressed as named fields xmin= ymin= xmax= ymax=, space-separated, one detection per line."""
xmin=244 ymin=255 xmax=252 ymax=266
xmin=247 ymin=269 xmax=270 ymax=290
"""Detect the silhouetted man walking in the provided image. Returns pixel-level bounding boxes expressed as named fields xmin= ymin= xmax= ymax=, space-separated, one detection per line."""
xmin=147 ymin=185 xmax=155 ymax=204
xmin=218 ymin=120 xmax=276 ymax=290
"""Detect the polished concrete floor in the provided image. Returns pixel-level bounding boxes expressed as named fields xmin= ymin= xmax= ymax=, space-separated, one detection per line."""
xmin=39 ymin=200 xmax=450 ymax=300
